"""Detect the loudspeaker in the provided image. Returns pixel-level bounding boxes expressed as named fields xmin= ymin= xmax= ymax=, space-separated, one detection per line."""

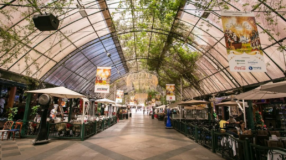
xmin=33 ymin=14 xmax=59 ymax=31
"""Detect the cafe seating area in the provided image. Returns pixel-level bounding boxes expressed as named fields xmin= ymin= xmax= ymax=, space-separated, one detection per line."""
xmin=172 ymin=119 xmax=286 ymax=160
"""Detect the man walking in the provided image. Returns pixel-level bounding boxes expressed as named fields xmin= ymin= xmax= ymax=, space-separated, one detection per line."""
xmin=0 ymin=96 xmax=5 ymax=115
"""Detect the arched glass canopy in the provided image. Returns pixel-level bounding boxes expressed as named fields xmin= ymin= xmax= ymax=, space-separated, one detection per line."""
xmin=0 ymin=0 xmax=285 ymax=99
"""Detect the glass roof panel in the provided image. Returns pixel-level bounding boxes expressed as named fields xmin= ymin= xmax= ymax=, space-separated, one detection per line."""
xmin=0 ymin=0 xmax=285 ymax=97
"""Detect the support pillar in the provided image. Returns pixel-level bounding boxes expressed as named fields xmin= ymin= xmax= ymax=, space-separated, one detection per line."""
xmin=246 ymin=101 xmax=255 ymax=130
xmin=7 ymin=86 xmax=16 ymax=108
xmin=0 ymin=85 xmax=2 ymax=97
xmin=68 ymin=99 xmax=72 ymax=122
xmin=207 ymin=103 xmax=212 ymax=122
xmin=21 ymin=93 xmax=32 ymax=136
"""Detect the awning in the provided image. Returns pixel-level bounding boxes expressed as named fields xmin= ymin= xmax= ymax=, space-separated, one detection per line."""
xmin=216 ymin=101 xmax=243 ymax=106
xmin=26 ymin=87 xmax=85 ymax=98
xmin=95 ymin=98 xmax=115 ymax=104
xmin=184 ymin=106 xmax=207 ymax=110
xmin=168 ymin=101 xmax=182 ymax=108
xmin=178 ymin=100 xmax=209 ymax=105
xmin=235 ymin=84 xmax=286 ymax=100
xmin=156 ymin=105 xmax=166 ymax=109
xmin=260 ymin=81 xmax=286 ymax=93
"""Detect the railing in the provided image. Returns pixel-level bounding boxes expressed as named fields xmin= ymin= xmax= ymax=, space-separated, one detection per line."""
xmin=21 ymin=116 xmax=119 ymax=140
xmin=172 ymin=120 xmax=286 ymax=160
xmin=48 ymin=122 xmax=82 ymax=139
xmin=250 ymin=144 xmax=286 ymax=160
xmin=83 ymin=122 xmax=95 ymax=139
xmin=213 ymin=132 xmax=246 ymax=160
xmin=22 ymin=121 xmax=40 ymax=137
xmin=186 ymin=123 xmax=196 ymax=140
xmin=198 ymin=127 xmax=212 ymax=149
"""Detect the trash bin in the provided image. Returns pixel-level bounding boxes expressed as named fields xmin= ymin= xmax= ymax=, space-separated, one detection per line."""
xmin=130 ymin=113 xmax=132 ymax=117
xmin=126 ymin=114 xmax=128 ymax=119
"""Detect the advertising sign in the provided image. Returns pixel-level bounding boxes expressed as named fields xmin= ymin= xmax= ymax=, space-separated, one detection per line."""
xmin=221 ymin=11 xmax=266 ymax=72
xmin=166 ymin=84 xmax=175 ymax=101
xmin=116 ymin=90 xmax=123 ymax=103
xmin=94 ymin=67 xmax=111 ymax=93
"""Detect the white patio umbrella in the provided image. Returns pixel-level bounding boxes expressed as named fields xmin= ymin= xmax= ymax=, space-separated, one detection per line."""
xmin=95 ymin=98 xmax=115 ymax=104
xmin=26 ymin=86 xmax=85 ymax=98
xmin=235 ymin=83 xmax=286 ymax=128
xmin=216 ymin=101 xmax=243 ymax=106
xmin=168 ymin=101 xmax=182 ymax=108
xmin=235 ymin=86 xmax=286 ymax=100
xmin=260 ymin=81 xmax=286 ymax=93
xmin=178 ymin=100 xmax=209 ymax=105
xmin=156 ymin=105 xmax=166 ymax=109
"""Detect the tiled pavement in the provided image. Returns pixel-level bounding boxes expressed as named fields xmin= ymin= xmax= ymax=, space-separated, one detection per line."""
xmin=0 ymin=113 xmax=224 ymax=160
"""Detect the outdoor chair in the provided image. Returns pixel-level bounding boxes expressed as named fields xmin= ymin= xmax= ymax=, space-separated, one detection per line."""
xmin=281 ymin=140 xmax=286 ymax=148
xmin=267 ymin=140 xmax=284 ymax=148
xmin=269 ymin=131 xmax=281 ymax=137
xmin=7 ymin=122 xmax=23 ymax=140
xmin=239 ymin=134 xmax=254 ymax=143
xmin=256 ymin=130 xmax=269 ymax=146
xmin=0 ymin=121 xmax=14 ymax=140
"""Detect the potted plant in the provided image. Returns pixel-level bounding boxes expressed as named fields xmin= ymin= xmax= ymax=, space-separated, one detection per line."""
xmin=30 ymin=105 xmax=40 ymax=118
xmin=8 ymin=107 xmax=18 ymax=121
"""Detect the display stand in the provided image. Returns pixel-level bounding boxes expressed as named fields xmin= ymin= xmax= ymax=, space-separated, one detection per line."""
xmin=166 ymin=108 xmax=173 ymax=129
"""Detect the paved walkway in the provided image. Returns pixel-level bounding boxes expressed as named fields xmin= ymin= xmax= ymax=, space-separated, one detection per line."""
xmin=0 ymin=113 xmax=223 ymax=160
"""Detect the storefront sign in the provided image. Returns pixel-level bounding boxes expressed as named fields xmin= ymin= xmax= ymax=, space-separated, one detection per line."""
xmin=94 ymin=67 xmax=111 ymax=93
xmin=221 ymin=11 xmax=266 ymax=72
xmin=166 ymin=84 xmax=175 ymax=101
xmin=116 ymin=90 xmax=123 ymax=103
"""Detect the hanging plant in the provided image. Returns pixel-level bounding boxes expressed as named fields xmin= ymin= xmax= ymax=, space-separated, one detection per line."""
xmin=8 ymin=107 xmax=18 ymax=121
xmin=30 ymin=105 xmax=40 ymax=117
xmin=0 ymin=0 xmax=74 ymax=76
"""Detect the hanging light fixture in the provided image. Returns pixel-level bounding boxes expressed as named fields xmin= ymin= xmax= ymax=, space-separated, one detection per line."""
xmin=126 ymin=71 xmax=158 ymax=92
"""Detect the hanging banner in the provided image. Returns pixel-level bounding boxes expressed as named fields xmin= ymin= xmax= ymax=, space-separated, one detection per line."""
xmin=155 ymin=94 xmax=161 ymax=105
xmin=94 ymin=67 xmax=111 ymax=93
xmin=166 ymin=84 xmax=175 ymax=101
xmin=130 ymin=96 xmax=135 ymax=105
xmin=221 ymin=11 xmax=266 ymax=72
xmin=116 ymin=90 xmax=123 ymax=103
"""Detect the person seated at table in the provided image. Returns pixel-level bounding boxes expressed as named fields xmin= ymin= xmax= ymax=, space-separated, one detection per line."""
xmin=226 ymin=116 xmax=237 ymax=123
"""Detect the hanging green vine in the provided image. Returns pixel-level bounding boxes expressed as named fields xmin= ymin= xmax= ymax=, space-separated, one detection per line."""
xmin=0 ymin=0 xmax=74 ymax=76
xmin=112 ymin=0 xmax=202 ymax=95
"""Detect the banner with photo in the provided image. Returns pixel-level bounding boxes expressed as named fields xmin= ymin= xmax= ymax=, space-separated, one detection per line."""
xmin=221 ymin=11 xmax=266 ymax=72
xmin=166 ymin=84 xmax=175 ymax=101
xmin=116 ymin=90 xmax=124 ymax=103
xmin=155 ymin=94 xmax=161 ymax=105
xmin=94 ymin=67 xmax=111 ymax=93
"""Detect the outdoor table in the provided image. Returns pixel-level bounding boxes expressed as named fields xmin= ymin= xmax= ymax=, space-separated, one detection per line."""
xmin=269 ymin=137 xmax=286 ymax=141
xmin=267 ymin=150 xmax=286 ymax=160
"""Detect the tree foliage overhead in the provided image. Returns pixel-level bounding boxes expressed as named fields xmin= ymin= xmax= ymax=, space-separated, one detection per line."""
xmin=112 ymin=0 xmax=202 ymax=95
